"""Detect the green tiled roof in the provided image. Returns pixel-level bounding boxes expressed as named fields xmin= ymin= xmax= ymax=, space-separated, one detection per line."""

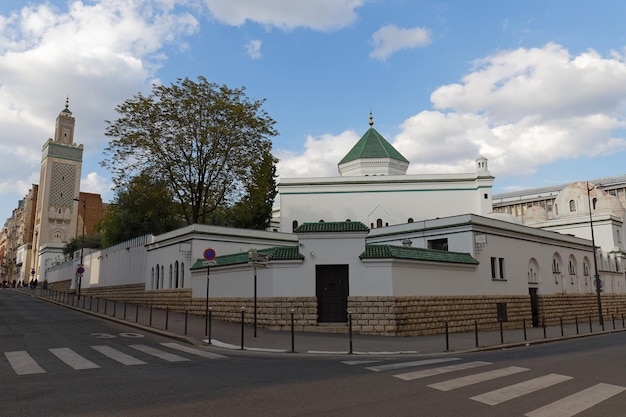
xmin=339 ymin=127 xmax=409 ymax=165
xmin=294 ymin=221 xmax=370 ymax=234
xmin=190 ymin=246 xmax=304 ymax=269
xmin=360 ymin=244 xmax=479 ymax=265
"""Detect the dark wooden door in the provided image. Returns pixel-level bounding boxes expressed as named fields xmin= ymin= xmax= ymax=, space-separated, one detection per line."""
xmin=316 ymin=265 xmax=349 ymax=323
xmin=529 ymin=288 xmax=539 ymax=327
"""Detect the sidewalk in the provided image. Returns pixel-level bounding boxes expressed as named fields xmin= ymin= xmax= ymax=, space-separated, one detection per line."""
xmin=19 ymin=288 xmax=626 ymax=356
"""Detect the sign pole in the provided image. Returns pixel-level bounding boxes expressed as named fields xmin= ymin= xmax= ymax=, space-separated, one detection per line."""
xmin=205 ymin=266 xmax=209 ymax=337
xmin=202 ymin=247 xmax=217 ymax=341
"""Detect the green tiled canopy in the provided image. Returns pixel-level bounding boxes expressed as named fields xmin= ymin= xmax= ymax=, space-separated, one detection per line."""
xmin=360 ymin=244 xmax=479 ymax=265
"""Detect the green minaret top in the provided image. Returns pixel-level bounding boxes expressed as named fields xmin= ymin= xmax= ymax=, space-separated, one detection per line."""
xmin=338 ymin=113 xmax=409 ymax=165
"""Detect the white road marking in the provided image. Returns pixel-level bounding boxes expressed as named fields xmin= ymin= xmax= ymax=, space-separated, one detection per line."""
xmin=91 ymin=345 xmax=147 ymax=365
xmin=129 ymin=344 xmax=189 ymax=362
xmin=343 ymin=360 xmax=383 ymax=365
xmin=49 ymin=348 xmax=100 ymax=370
xmin=160 ymin=342 xmax=227 ymax=359
xmin=5 ymin=351 xmax=46 ymax=375
xmin=365 ymin=358 xmax=461 ymax=372
xmin=524 ymin=383 xmax=626 ymax=417
xmin=429 ymin=366 xmax=529 ymax=391
xmin=471 ymin=373 xmax=573 ymax=406
xmin=394 ymin=361 xmax=491 ymax=381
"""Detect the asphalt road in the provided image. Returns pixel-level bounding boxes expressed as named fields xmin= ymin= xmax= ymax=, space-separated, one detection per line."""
xmin=2 ymin=289 xmax=626 ymax=417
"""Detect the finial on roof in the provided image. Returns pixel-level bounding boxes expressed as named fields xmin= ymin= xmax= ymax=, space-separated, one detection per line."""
xmin=65 ymin=96 xmax=69 ymax=109
xmin=369 ymin=111 xmax=374 ymax=127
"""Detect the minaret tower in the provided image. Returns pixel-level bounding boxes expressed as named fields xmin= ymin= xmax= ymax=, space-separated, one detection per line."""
xmin=31 ymin=99 xmax=83 ymax=280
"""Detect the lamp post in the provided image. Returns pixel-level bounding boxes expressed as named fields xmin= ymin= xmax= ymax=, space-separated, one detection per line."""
xmin=586 ymin=182 xmax=603 ymax=328
xmin=73 ymin=197 xmax=86 ymax=301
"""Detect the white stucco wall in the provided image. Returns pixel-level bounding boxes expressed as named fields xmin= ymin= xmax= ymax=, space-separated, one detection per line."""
xmin=278 ymin=174 xmax=494 ymax=233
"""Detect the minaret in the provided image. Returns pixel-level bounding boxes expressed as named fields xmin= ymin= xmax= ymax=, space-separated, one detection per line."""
xmin=31 ymin=99 xmax=83 ymax=281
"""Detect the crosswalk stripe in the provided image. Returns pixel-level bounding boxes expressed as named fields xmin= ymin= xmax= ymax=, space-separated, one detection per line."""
xmin=129 ymin=344 xmax=189 ymax=362
xmin=91 ymin=345 xmax=147 ymax=365
xmin=394 ymin=361 xmax=491 ymax=381
xmin=5 ymin=351 xmax=46 ymax=375
xmin=524 ymin=383 xmax=626 ymax=417
xmin=49 ymin=348 xmax=100 ymax=370
xmin=428 ymin=366 xmax=530 ymax=391
xmin=366 ymin=358 xmax=460 ymax=372
xmin=160 ymin=342 xmax=227 ymax=359
xmin=471 ymin=373 xmax=573 ymax=406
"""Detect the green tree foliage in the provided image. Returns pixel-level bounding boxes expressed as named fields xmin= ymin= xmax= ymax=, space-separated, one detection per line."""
xmin=97 ymin=173 xmax=184 ymax=247
xmin=102 ymin=76 xmax=278 ymax=225
xmin=207 ymin=150 xmax=278 ymax=229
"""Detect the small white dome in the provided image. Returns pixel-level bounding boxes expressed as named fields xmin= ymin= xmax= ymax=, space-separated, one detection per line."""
xmin=553 ymin=182 xmax=604 ymax=219
xmin=595 ymin=194 xmax=625 ymax=218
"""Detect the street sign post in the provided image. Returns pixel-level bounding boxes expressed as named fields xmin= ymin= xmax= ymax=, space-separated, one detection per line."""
xmin=204 ymin=248 xmax=216 ymax=340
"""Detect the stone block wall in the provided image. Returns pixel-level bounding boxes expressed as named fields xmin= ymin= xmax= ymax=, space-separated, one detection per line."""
xmin=538 ymin=293 xmax=626 ymax=325
xmin=48 ymin=283 xmax=626 ymax=336
xmin=349 ymin=295 xmax=532 ymax=336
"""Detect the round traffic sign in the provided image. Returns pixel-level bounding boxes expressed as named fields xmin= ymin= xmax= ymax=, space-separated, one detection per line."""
xmin=203 ymin=247 xmax=216 ymax=261
xmin=76 ymin=266 xmax=85 ymax=275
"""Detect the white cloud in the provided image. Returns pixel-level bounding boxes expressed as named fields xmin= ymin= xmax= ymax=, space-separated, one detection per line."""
xmin=0 ymin=0 xmax=199 ymax=213
xmin=82 ymin=172 xmax=113 ymax=197
xmin=276 ymin=130 xmax=358 ymax=179
xmin=246 ymin=39 xmax=262 ymax=59
xmin=278 ymin=44 xmax=626 ymax=181
xmin=369 ymin=24 xmax=431 ymax=61
xmin=202 ymin=0 xmax=363 ymax=31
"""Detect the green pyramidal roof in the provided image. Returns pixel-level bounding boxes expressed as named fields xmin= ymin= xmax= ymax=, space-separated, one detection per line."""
xmin=339 ymin=127 xmax=409 ymax=165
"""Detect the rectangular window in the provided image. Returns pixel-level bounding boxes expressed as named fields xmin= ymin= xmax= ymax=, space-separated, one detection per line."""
xmin=499 ymin=258 xmax=505 ymax=279
xmin=490 ymin=257 xmax=497 ymax=279
xmin=427 ymin=238 xmax=448 ymax=251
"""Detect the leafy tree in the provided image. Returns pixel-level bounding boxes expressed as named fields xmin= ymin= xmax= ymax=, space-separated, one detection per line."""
xmin=207 ymin=150 xmax=278 ymax=229
xmin=97 ymin=173 xmax=184 ymax=247
xmin=102 ymin=76 xmax=278 ymax=225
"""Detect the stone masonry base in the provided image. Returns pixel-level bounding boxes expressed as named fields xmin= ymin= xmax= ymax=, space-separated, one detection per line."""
xmin=57 ymin=283 xmax=626 ymax=336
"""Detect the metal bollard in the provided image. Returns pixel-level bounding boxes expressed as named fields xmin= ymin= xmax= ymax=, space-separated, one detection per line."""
xmin=149 ymin=306 xmax=153 ymax=326
xmin=165 ymin=308 xmax=169 ymax=330
xmin=499 ymin=320 xmax=504 ymax=344
xmin=184 ymin=311 xmax=188 ymax=335
xmin=240 ymin=307 xmax=245 ymax=350
xmin=445 ymin=321 xmax=450 ymax=351
xmin=104 ymin=299 xmax=108 ymax=315
xmin=575 ymin=316 xmax=579 ymax=334
xmin=348 ymin=310 xmax=353 ymax=354
xmin=96 ymin=298 xmax=100 ymax=313
xmin=135 ymin=304 xmax=139 ymax=322
xmin=589 ymin=315 xmax=593 ymax=332
xmin=124 ymin=302 xmax=127 ymax=319
xmin=560 ymin=317 xmax=563 ymax=337
xmin=474 ymin=320 xmax=479 ymax=347
xmin=613 ymin=314 xmax=616 ymax=330
xmin=523 ymin=319 xmax=527 ymax=341
xmin=291 ymin=309 xmax=295 ymax=353
xmin=208 ymin=307 xmax=212 ymax=344
xmin=542 ymin=316 xmax=546 ymax=339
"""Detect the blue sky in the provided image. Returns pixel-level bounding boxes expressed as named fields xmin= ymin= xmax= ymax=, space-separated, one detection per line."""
xmin=2 ymin=0 xmax=626 ymax=223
